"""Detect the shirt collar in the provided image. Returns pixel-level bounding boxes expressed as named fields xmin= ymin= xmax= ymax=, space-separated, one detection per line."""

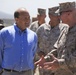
xmin=14 ymin=23 xmax=27 ymax=34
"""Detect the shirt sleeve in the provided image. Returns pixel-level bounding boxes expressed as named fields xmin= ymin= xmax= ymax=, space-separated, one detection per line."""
xmin=32 ymin=33 xmax=38 ymax=58
xmin=36 ymin=26 xmax=47 ymax=57
xmin=36 ymin=26 xmax=45 ymax=53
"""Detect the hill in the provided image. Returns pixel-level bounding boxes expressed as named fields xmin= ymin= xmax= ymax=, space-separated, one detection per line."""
xmin=0 ymin=11 xmax=13 ymax=19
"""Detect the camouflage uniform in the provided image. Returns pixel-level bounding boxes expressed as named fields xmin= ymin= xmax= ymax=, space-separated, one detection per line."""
xmin=36 ymin=6 xmax=62 ymax=75
xmin=55 ymin=24 xmax=76 ymax=75
xmin=46 ymin=2 xmax=76 ymax=75
xmin=56 ymin=2 xmax=76 ymax=75
xmin=37 ymin=23 xmax=69 ymax=75
xmin=37 ymin=23 xmax=65 ymax=55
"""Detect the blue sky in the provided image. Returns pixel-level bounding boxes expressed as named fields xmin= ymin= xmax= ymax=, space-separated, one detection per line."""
xmin=0 ymin=0 xmax=75 ymax=17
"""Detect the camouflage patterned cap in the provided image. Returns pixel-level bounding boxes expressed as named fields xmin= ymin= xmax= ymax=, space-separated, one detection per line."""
xmin=59 ymin=2 xmax=76 ymax=13
xmin=38 ymin=8 xmax=46 ymax=15
xmin=48 ymin=6 xmax=59 ymax=16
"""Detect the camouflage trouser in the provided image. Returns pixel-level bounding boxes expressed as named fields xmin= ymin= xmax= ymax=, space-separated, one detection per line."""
xmin=54 ymin=68 xmax=74 ymax=75
xmin=39 ymin=67 xmax=54 ymax=75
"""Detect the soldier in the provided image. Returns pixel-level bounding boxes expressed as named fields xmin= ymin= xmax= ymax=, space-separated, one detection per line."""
xmin=35 ymin=6 xmax=66 ymax=75
xmin=29 ymin=8 xmax=46 ymax=32
xmin=35 ymin=2 xmax=76 ymax=75
xmin=29 ymin=8 xmax=46 ymax=75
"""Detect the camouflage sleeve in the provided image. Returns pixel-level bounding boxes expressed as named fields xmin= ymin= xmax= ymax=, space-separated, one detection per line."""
xmin=44 ymin=37 xmax=58 ymax=61
xmin=36 ymin=26 xmax=46 ymax=57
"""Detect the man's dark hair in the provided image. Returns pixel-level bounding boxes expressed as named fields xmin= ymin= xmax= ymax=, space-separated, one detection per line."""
xmin=14 ymin=11 xmax=20 ymax=18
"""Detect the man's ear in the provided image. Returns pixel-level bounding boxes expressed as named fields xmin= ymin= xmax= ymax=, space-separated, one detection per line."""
xmin=15 ymin=18 xmax=18 ymax=22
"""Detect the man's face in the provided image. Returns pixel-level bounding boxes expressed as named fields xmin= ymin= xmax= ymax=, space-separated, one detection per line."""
xmin=60 ymin=10 xmax=76 ymax=26
xmin=16 ymin=12 xmax=30 ymax=28
xmin=72 ymin=8 xmax=76 ymax=25
xmin=37 ymin=14 xmax=46 ymax=21
xmin=49 ymin=14 xmax=60 ymax=26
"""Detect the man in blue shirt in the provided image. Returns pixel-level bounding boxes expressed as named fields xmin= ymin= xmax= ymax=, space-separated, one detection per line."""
xmin=0 ymin=7 xmax=38 ymax=75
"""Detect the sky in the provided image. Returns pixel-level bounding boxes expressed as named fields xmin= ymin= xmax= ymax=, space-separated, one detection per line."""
xmin=0 ymin=0 xmax=75 ymax=22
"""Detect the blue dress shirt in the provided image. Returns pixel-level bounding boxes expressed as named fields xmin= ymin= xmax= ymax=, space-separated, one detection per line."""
xmin=0 ymin=24 xmax=38 ymax=72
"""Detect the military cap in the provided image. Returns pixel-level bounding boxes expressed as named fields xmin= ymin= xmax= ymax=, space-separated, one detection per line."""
xmin=38 ymin=8 xmax=46 ymax=15
xmin=0 ymin=24 xmax=4 ymax=30
xmin=48 ymin=6 xmax=59 ymax=16
xmin=0 ymin=19 xmax=4 ymax=30
xmin=32 ymin=17 xmax=38 ymax=22
xmin=59 ymin=2 xmax=76 ymax=13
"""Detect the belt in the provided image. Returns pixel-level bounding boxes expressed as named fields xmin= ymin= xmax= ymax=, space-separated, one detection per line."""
xmin=3 ymin=69 xmax=30 ymax=73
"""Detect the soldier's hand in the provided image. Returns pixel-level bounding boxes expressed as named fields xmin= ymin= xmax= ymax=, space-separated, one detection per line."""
xmin=43 ymin=54 xmax=59 ymax=71
xmin=34 ymin=55 xmax=45 ymax=68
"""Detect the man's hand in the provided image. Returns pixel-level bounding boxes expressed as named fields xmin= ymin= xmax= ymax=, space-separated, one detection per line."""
xmin=43 ymin=54 xmax=59 ymax=71
xmin=34 ymin=55 xmax=45 ymax=68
